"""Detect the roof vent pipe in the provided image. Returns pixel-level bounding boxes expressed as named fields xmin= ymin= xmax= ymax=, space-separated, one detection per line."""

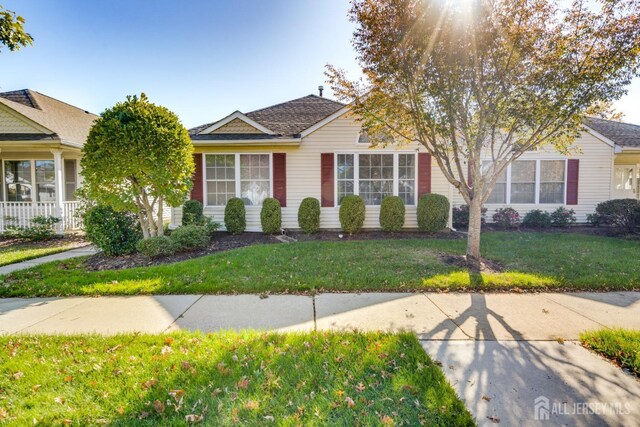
xmin=318 ymin=85 xmax=324 ymax=97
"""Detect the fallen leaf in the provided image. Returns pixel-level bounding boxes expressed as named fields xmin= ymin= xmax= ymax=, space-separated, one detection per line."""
xmin=355 ymin=383 xmax=366 ymax=392
xmin=542 ymin=309 xmax=550 ymax=314
xmin=141 ymin=379 xmax=157 ymax=390
xmin=164 ymin=337 xmax=174 ymax=346
xmin=62 ymin=419 xmax=72 ymax=425
xmin=31 ymin=384 xmax=41 ymax=392
xmin=236 ymin=378 xmax=249 ymax=389
xmin=153 ymin=400 xmax=165 ymax=414
xmin=12 ymin=371 xmax=23 ymax=380
xmin=482 ymin=395 xmax=492 ymax=402
xmin=345 ymin=396 xmax=355 ymax=408
xmin=54 ymin=396 xmax=66 ymax=404
xmin=487 ymin=415 xmax=500 ymax=423
xmin=117 ymin=406 xmax=124 ymax=415
xmin=64 ymin=375 xmax=73 ymax=383
xmin=263 ymin=415 xmax=275 ymax=421
xmin=185 ymin=414 xmax=203 ymax=423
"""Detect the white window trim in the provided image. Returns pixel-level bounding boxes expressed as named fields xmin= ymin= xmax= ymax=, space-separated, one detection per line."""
xmin=484 ymin=158 xmax=568 ymax=206
xmin=2 ymin=158 xmax=59 ymax=203
xmin=333 ymin=151 xmax=418 ymax=207
xmin=203 ymin=153 xmax=273 ymax=207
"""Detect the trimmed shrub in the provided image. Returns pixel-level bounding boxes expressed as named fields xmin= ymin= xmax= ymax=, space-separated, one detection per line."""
xmin=586 ymin=212 xmax=602 ymax=227
xmin=298 ymin=197 xmax=320 ymax=234
xmin=379 ymin=196 xmax=405 ymax=232
xmin=201 ymin=216 xmax=221 ymax=235
xmin=417 ymin=194 xmax=449 ymax=232
xmin=182 ymin=200 xmax=204 ymax=226
xmin=136 ymin=236 xmax=175 ymax=258
xmin=84 ymin=206 xmax=141 ymax=256
xmin=339 ymin=195 xmax=365 ymax=234
xmin=492 ymin=207 xmax=520 ymax=228
xmin=2 ymin=215 xmax=61 ymax=241
xmin=595 ymin=199 xmax=640 ymax=233
xmin=224 ymin=198 xmax=246 ymax=234
xmin=261 ymin=198 xmax=282 ymax=234
xmin=550 ymin=206 xmax=577 ymax=227
xmin=169 ymin=224 xmax=210 ymax=251
xmin=522 ymin=210 xmax=551 ymax=228
xmin=452 ymin=204 xmax=487 ymax=229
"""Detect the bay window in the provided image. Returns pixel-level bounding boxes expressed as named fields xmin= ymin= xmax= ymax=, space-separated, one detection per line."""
xmin=336 ymin=152 xmax=417 ymax=206
xmin=485 ymin=159 xmax=567 ymax=205
xmin=205 ymin=154 xmax=271 ymax=206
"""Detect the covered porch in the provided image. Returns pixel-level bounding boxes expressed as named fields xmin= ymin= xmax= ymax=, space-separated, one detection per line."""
xmin=613 ymin=150 xmax=640 ymax=200
xmin=0 ymin=146 xmax=82 ymax=232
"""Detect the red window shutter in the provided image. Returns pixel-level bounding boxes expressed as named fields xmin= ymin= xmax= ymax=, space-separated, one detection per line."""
xmin=190 ymin=153 xmax=204 ymax=203
xmin=272 ymin=153 xmax=287 ymax=207
xmin=566 ymin=159 xmax=579 ymax=205
xmin=321 ymin=153 xmax=334 ymax=207
xmin=417 ymin=153 xmax=432 ymax=197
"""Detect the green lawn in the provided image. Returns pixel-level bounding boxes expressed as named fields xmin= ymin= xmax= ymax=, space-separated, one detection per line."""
xmin=581 ymin=329 xmax=640 ymax=376
xmin=0 ymin=331 xmax=473 ymax=426
xmin=0 ymin=240 xmax=80 ymax=267
xmin=0 ymin=232 xmax=639 ymax=297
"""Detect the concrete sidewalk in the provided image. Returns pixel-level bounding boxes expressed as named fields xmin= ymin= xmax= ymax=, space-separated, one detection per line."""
xmin=1 ymin=291 xmax=639 ymax=426
xmin=0 ymin=245 xmax=98 ymax=275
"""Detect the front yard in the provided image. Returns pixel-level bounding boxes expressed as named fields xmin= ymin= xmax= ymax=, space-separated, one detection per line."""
xmin=0 ymin=232 xmax=638 ymax=297
xmin=0 ymin=236 xmax=85 ymax=267
xmin=0 ymin=331 xmax=473 ymax=426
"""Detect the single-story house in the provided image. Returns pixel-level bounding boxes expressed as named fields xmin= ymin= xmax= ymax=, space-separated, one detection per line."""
xmin=0 ymin=89 xmax=97 ymax=231
xmin=174 ymin=92 xmax=640 ymax=231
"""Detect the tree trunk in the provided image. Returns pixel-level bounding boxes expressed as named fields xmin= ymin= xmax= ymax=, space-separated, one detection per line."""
xmin=466 ymin=198 xmax=483 ymax=270
xmin=137 ymin=210 xmax=150 ymax=239
xmin=156 ymin=199 xmax=164 ymax=237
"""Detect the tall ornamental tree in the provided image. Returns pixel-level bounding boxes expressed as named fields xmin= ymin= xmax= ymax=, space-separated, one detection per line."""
xmin=328 ymin=0 xmax=640 ymax=267
xmin=82 ymin=94 xmax=194 ymax=238
xmin=0 ymin=5 xmax=33 ymax=53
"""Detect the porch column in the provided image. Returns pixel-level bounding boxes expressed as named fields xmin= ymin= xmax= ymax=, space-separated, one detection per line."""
xmin=51 ymin=149 xmax=65 ymax=234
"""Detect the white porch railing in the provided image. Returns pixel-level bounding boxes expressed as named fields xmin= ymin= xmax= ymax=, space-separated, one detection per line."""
xmin=0 ymin=201 xmax=82 ymax=232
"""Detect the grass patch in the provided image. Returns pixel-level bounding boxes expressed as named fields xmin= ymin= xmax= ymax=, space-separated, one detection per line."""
xmin=580 ymin=329 xmax=640 ymax=376
xmin=0 ymin=232 xmax=639 ymax=297
xmin=0 ymin=241 xmax=79 ymax=267
xmin=0 ymin=331 xmax=473 ymax=426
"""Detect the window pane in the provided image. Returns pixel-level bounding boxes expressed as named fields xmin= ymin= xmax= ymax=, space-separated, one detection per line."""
xmin=511 ymin=160 xmax=535 ymax=182
xmin=240 ymin=154 xmax=270 ymax=205
xmin=399 ymin=179 xmax=415 ymax=205
xmin=35 ymin=160 xmax=55 ymax=202
xmin=5 ymin=160 xmax=32 ymax=202
xmin=205 ymin=155 xmax=236 ymax=206
xmin=511 ymin=183 xmax=535 ymax=203
xmin=539 ymin=183 xmax=564 ymax=204
xmin=358 ymin=154 xmax=393 ymax=205
xmin=540 ymin=160 xmax=565 ymax=182
xmin=337 ymin=154 xmax=355 ymax=205
xmin=486 ymin=183 xmax=507 ymax=204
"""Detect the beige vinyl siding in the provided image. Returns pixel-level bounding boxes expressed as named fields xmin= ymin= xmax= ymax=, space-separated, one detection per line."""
xmin=182 ymin=113 xmax=454 ymax=231
xmin=450 ymin=132 xmax=614 ymax=222
xmin=0 ymin=107 xmax=43 ymax=134
xmin=210 ymin=118 xmax=264 ymax=134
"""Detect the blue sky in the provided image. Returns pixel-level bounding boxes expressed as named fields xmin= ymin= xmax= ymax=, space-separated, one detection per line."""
xmin=1 ymin=0 xmax=638 ymax=128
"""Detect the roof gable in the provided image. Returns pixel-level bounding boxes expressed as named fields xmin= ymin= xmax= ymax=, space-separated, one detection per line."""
xmin=197 ymin=111 xmax=273 ymax=135
xmin=0 ymin=105 xmax=48 ymax=134
xmin=585 ymin=117 xmax=640 ymax=148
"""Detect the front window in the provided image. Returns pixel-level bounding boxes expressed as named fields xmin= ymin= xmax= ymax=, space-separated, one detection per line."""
xmin=539 ymin=160 xmax=565 ymax=204
xmin=484 ymin=161 xmax=507 ymax=204
xmin=510 ymin=160 xmax=536 ymax=204
xmin=358 ymin=154 xmax=394 ymax=205
xmin=335 ymin=152 xmax=416 ymax=206
xmin=204 ymin=154 xmax=270 ymax=206
xmin=4 ymin=160 xmax=32 ymax=202
xmin=35 ymin=160 xmax=55 ymax=202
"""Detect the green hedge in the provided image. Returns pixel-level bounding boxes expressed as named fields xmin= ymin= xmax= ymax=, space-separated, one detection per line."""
xmin=379 ymin=196 xmax=405 ymax=232
xmin=298 ymin=197 xmax=320 ymax=234
xmin=522 ymin=209 xmax=551 ymax=228
xmin=182 ymin=200 xmax=204 ymax=226
xmin=261 ymin=198 xmax=282 ymax=234
xmin=136 ymin=236 xmax=175 ymax=258
xmin=339 ymin=195 xmax=365 ymax=234
xmin=224 ymin=198 xmax=246 ymax=234
xmin=417 ymin=194 xmax=449 ymax=232
xmin=170 ymin=224 xmax=210 ymax=251
xmin=84 ymin=206 xmax=141 ymax=256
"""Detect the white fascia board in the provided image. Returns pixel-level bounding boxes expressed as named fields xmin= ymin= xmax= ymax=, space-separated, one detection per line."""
xmin=584 ymin=126 xmax=616 ymax=148
xmin=192 ymin=138 xmax=301 ymax=147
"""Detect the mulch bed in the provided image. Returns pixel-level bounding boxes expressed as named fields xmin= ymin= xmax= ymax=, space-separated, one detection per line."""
xmin=85 ymin=232 xmax=279 ymax=271
xmin=288 ymin=229 xmax=466 ymax=241
xmin=0 ymin=234 xmax=88 ymax=250
xmin=438 ymin=254 xmax=504 ymax=273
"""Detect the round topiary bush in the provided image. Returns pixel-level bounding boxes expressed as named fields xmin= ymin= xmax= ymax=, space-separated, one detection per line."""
xmin=379 ymin=196 xmax=405 ymax=232
xmin=339 ymin=195 xmax=365 ymax=234
xmin=417 ymin=194 xmax=449 ymax=232
xmin=84 ymin=205 xmax=141 ymax=256
xmin=261 ymin=198 xmax=282 ymax=234
xmin=182 ymin=199 xmax=204 ymax=226
xmin=224 ymin=197 xmax=246 ymax=234
xmin=595 ymin=198 xmax=640 ymax=233
xmin=550 ymin=206 xmax=577 ymax=227
xmin=522 ymin=209 xmax=551 ymax=228
xmin=169 ymin=224 xmax=210 ymax=251
xmin=492 ymin=207 xmax=520 ymax=228
xmin=298 ymin=197 xmax=320 ymax=234
xmin=136 ymin=236 xmax=175 ymax=258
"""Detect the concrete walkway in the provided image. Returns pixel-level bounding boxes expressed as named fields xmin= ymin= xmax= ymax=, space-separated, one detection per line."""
xmin=1 ymin=291 xmax=639 ymax=425
xmin=0 ymin=245 xmax=97 ymax=275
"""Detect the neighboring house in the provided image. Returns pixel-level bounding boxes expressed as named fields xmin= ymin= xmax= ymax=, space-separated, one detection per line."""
xmin=176 ymin=92 xmax=640 ymax=231
xmin=0 ymin=89 xmax=97 ymax=231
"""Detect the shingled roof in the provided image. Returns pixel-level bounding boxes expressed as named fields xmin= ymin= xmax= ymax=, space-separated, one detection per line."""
xmin=0 ymin=89 xmax=98 ymax=146
xmin=191 ymin=94 xmax=346 ymax=138
xmin=586 ymin=117 xmax=640 ymax=148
